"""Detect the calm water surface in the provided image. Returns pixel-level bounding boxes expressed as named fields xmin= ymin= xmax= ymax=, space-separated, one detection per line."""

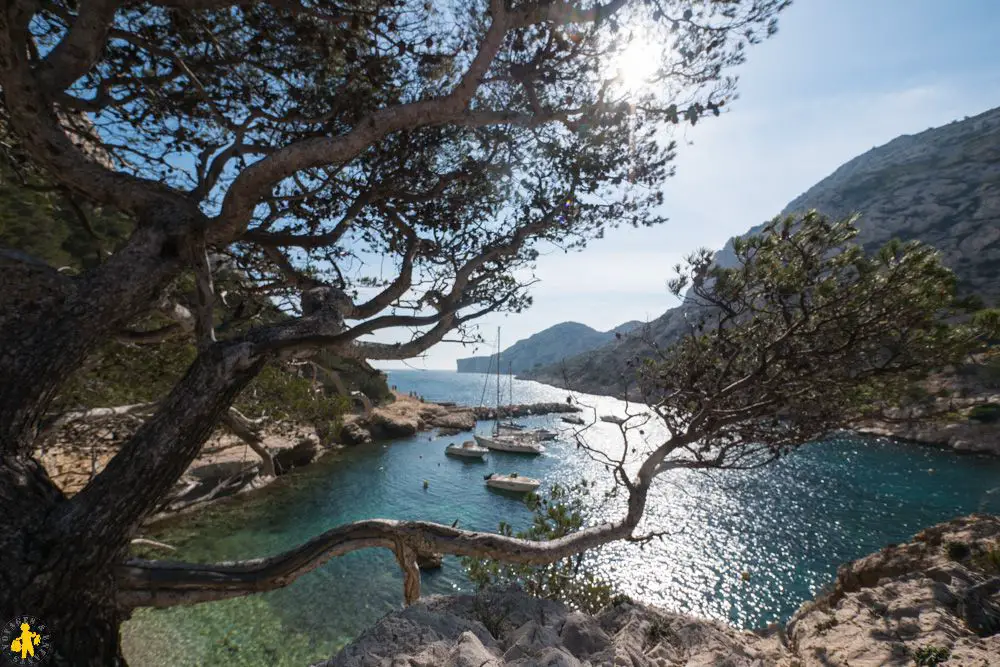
xmin=123 ymin=370 xmax=1000 ymax=666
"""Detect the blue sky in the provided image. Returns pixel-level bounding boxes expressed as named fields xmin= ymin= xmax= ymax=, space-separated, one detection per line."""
xmin=376 ymin=0 xmax=1000 ymax=370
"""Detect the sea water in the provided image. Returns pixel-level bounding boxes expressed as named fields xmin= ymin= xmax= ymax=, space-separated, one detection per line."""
xmin=122 ymin=370 xmax=1000 ymax=666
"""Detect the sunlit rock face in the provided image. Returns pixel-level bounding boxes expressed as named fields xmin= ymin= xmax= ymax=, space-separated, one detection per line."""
xmin=318 ymin=515 xmax=1000 ymax=667
xmin=525 ymin=106 xmax=1000 ymax=396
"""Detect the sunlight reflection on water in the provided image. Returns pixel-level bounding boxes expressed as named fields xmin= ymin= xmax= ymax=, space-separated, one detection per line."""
xmin=123 ymin=370 xmax=1000 ymax=666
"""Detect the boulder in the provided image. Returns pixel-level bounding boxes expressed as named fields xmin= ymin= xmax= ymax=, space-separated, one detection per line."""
xmin=339 ymin=422 xmax=372 ymax=446
xmin=366 ymin=411 xmax=419 ymax=439
xmin=274 ymin=437 xmax=321 ymax=474
xmin=559 ymin=611 xmax=610 ymax=658
xmin=429 ymin=410 xmax=477 ymax=431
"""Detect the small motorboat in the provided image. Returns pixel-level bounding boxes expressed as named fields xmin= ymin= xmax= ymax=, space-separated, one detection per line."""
xmin=484 ymin=472 xmax=541 ymax=493
xmin=474 ymin=434 xmax=544 ymax=455
xmin=600 ymin=415 xmax=626 ymax=425
xmin=562 ymin=415 xmax=585 ymax=425
xmin=445 ymin=441 xmax=488 ymax=459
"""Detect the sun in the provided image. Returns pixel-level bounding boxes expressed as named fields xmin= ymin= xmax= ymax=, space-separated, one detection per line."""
xmin=609 ymin=31 xmax=662 ymax=95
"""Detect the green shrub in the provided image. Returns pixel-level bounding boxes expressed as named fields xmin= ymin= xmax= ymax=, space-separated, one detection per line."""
xmin=912 ymin=644 xmax=950 ymax=666
xmin=462 ymin=482 xmax=620 ymax=614
xmin=968 ymin=403 xmax=1000 ymax=423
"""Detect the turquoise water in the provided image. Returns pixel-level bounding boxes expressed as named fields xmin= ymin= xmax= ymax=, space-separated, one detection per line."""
xmin=123 ymin=370 xmax=1000 ymax=666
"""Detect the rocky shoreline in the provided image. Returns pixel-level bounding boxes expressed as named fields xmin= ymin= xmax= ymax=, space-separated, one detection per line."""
xmin=854 ymin=392 xmax=1000 ymax=457
xmin=339 ymin=393 xmax=580 ymax=445
xmin=40 ymin=392 xmax=581 ymax=523
xmin=320 ymin=514 xmax=1000 ymax=666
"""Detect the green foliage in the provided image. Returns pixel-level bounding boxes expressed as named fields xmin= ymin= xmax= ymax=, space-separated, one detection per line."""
xmin=972 ymin=308 xmax=1000 ymax=340
xmin=234 ymin=363 xmax=349 ymax=439
xmin=637 ymin=212 xmax=984 ymax=460
xmin=462 ymin=482 xmax=619 ymax=614
xmin=912 ymin=644 xmax=950 ymax=666
xmin=0 ymin=163 xmax=133 ymax=272
xmin=968 ymin=403 xmax=1000 ymax=424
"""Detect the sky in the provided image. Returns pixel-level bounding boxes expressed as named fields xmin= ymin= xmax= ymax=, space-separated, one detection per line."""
xmin=375 ymin=0 xmax=1000 ymax=370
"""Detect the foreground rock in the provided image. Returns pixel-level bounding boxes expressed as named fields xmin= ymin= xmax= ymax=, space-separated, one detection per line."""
xmin=321 ymin=515 xmax=1000 ymax=667
xmin=788 ymin=514 xmax=1000 ymax=666
xmin=318 ymin=586 xmax=789 ymax=667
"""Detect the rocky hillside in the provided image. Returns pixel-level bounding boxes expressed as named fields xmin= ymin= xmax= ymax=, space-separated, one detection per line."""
xmin=320 ymin=514 xmax=1000 ymax=666
xmin=523 ymin=106 xmax=1000 ymax=396
xmin=456 ymin=320 xmax=642 ymax=374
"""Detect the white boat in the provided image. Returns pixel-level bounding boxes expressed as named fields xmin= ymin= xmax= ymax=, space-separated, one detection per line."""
xmin=485 ymin=473 xmax=541 ymax=493
xmin=498 ymin=424 xmax=557 ymax=441
xmin=498 ymin=422 xmax=527 ymax=432
xmin=445 ymin=441 xmax=488 ymax=459
xmin=475 ymin=330 xmax=545 ymax=456
xmin=474 ymin=434 xmax=544 ymax=455
xmin=562 ymin=415 xmax=585 ymax=425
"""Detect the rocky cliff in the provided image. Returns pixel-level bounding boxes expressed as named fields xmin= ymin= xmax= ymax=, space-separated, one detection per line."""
xmin=523 ymin=106 xmax=1000 ymax=397
xmin=318 ymin=514 xmax=1000 ymax=666
xmin=456 ymin=321 xmax=642 ymax=374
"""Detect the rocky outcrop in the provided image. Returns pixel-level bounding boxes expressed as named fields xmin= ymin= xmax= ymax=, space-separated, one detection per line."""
xmin=788 ymin=514 xmax=1000 ymax=666
xmin=321 ymin=515 xmax=1000 ymax=667
xmin=317 ymin=586 xmax=789 ymax=667
xmin=273 ymin=436 xmax=322 ymax=474
xmin=855 ymin=375 xmax=1000 ymax=455
xmin=524 ymin=106 xmax=1000 ymax=397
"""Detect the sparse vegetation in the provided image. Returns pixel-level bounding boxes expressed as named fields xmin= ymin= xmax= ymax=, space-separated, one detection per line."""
xmin=912 ymin=644 xmax=951 ymax=666
xmin=968 ymin=403 xmax=1000 ymax=424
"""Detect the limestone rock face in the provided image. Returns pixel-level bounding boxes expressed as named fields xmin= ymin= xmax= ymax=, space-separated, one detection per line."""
xmin=339 ymin=422 xmax=372 ymax=446
xmin=320 ymin=515 xmax=1000 ymax=667
xmin=788 ymin=514 xmax=1000 ymax=666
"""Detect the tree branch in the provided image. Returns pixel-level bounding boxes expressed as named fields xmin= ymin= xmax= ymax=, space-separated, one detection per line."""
xmin=37 ymin=0 xmax=121 ymax=93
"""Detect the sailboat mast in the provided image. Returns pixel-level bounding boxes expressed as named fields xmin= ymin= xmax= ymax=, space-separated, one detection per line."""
xmin=495 ymin=327 xmax=501 ymax=428
xmin=509 ymin=362 xmax=513 ymax=416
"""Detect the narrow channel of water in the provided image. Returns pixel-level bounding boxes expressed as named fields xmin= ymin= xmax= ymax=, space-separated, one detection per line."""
xmin=123 ymin=370 xmax=1000 ymax=666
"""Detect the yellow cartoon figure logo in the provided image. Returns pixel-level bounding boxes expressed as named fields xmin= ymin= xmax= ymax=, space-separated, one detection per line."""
xmin=1 ymin=617 xmax=51 ymax=665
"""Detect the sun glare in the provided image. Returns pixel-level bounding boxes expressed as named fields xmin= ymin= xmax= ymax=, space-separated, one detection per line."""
xmin=610 ymin=32 xmax=662 ymax=95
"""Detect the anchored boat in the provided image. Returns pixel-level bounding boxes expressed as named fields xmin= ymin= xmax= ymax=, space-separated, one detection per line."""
xmin=484 ymin=472 xmax=541 ymax=493
xmin=474 ymin=434 xmax=544 ymax=455
xmin=445 ymin=441 xmax=488 ymax=459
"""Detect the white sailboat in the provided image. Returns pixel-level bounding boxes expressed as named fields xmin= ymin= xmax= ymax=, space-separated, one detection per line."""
xmin=474 ymin=433 xmax=545 ymax=454
xmin=477 ymin=331 xmax=545 ymax=455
